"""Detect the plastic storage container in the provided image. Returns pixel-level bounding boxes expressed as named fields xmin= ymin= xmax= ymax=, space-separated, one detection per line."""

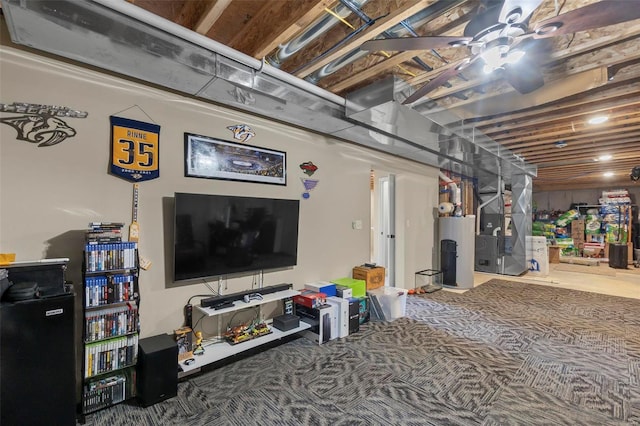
xmin=368 ymin=287 xmax=408 ymax=320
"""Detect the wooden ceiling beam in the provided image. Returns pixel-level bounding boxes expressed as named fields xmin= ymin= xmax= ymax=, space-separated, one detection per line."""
xmin=529 ymin=148 xmax=640 ymax=165
xmin=245 ymin=0 xmax=336 ymax=59
xmin=295 ymin=0 xmax=439 ymax=78
xmin=327 ymin=2 xmax=475 ymax=92
xmin=476 ymin=95 xmax=640 ymax=134
xmin=492 ymin=117 xmax=640 ymax=146
xmin=194 ymin=0 xmax=233 ymax=34
xmin=485 ymin=109 xmax=640 ymax=140
xmin=467 ymin=79 xmax=640 ymax=128
xmin=533 ymin=178 xmax=635 ymax=192
xmin=537 ymin=160 xmax=639 ymax=175
xmin=518 ymin=134 xmax=640 ymax=157
xmin=427 ymin=32 xmax=640 ymax=109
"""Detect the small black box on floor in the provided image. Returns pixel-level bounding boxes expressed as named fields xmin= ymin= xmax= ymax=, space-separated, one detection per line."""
xmin=609 ymin=243 xmax=628 ymax=269
xmin=137 ymin=333 xmax=178 ymax=407
xmin=273 ymin=313 xmax=300 ymax=331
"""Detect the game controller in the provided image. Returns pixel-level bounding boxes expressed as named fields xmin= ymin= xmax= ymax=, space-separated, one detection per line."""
xmin=243 ymin=293 xmax=263 ymax=303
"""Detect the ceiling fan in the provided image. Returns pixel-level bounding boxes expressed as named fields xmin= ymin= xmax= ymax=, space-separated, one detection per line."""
xmin=360 ymin=0 xmax=640 ymax=105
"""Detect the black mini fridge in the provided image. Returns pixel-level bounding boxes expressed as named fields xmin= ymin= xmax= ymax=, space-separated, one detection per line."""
xmin=1 ymin=293 xmax=76 ymax=425
xmin=609 ymin=243 xmax=628 ymax=269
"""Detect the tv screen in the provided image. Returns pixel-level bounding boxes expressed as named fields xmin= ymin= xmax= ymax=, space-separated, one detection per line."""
xmin=173 ymin=193 xmax=300 ymax=281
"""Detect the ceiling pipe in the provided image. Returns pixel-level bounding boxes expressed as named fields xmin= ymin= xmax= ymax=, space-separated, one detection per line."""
xmin=476 ymin=174 xmax=502 ymax=236
xmin=91 ymin=0 xmax=345 ymax=107
xmin=304 ymin=0 xmax=465 ymax=84
xmin=267 ymin=0 xmax=370 ymax=68
xmin=439 ymin=172 xmax=462 ymax=216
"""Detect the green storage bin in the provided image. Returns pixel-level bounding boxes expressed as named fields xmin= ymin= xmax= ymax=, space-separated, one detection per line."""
xmin=331 ymin=277 xmax=366 ymax=298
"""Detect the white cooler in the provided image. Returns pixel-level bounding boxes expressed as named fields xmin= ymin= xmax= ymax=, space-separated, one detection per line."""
xmin=526 ymin=236 xmax=549 ymax=276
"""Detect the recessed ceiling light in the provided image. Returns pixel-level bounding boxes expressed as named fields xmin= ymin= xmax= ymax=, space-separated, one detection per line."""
xmin=598 ymin=154 xmax=612 ymax=161
xmin=588 ymin=115 xmax=609 ymax=125
xmin=603 ymin=171 xmax=614 ymax=177
xmin=554 ymin=141 xmax=567 ymax=148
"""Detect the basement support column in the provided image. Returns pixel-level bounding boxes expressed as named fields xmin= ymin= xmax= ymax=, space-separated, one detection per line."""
xmin=503 ymin=172 xmax=533 ymax=275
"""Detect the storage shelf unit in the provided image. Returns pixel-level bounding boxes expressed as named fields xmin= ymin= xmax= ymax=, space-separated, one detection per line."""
xmin=180 ymin=321 xmax=310 ymax=373
xmin=183 ymin=288 xmax=306 ymax=375
xmin=80 ymin=242 xmax=139 ymax=417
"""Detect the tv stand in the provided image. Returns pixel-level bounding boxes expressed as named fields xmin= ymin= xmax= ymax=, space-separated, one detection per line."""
xmin=180 ymin=286 xmax=310 ymax=376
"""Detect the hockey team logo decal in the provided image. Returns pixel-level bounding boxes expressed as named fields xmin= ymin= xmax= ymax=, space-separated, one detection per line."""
xmin=227 ymin=124 xmax=256 ymax=142
xmin=0 ymin=102 xmax=87 ymax=147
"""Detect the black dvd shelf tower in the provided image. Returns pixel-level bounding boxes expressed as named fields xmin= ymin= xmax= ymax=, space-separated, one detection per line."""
xmin=80 ymin=240 xmax=139 ymax=418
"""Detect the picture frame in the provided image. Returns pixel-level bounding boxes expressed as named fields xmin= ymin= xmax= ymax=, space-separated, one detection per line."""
xmin=184 ymin=133 xmax=286 ymax=185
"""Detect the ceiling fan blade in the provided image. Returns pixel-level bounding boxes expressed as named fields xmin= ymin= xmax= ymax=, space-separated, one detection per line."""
xmin=403 ymin=60 xmax=468 ymax=105
xmin=503 ymin=61 xmax=545 ymax=94
xmin=360 ymin=36 xmax=472 ymax=52
xmin=498 ymin=0 xmax=544 ymax=24
xmin=532 ymin=1 xmax=640 ymax=39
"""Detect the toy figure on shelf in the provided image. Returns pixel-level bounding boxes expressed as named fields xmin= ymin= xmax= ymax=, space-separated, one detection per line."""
xmin=193 ymin=331 xmax=204 ymax=355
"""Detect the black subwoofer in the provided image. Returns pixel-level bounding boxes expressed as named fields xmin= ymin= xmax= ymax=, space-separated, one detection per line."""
xmin=137 ymin=334 xmax=178 ymax=407
xmin=609 ymin=243 xmax=628 ymax=269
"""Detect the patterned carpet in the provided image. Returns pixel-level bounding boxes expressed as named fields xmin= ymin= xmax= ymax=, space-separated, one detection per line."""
xmin=83 ymin=279 xmax=640 ymax=425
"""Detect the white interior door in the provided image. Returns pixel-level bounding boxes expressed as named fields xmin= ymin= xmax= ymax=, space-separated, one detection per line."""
xmin=376 ymin=174 xmax=395 ymax=286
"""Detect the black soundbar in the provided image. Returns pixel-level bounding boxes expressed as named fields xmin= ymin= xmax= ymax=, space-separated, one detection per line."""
xmin=200 ymin=283 xmax=293 ymax=309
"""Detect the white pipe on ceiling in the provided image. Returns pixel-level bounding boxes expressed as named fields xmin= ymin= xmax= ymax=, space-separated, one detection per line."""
xmin=91 ymin=0 xmax=346 ymax=107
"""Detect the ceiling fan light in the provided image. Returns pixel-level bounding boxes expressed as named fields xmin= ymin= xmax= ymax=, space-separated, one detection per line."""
xmin=504 ymin=50 xmax=526 ymax=65
xmin=588 ymin=115 xmax=609 ymax=125
xmin=535 ymin=22 xmax=562 ymax=36
xmin=448 ymin=40 xmax=469 ymax=47
xmin=482 ymin=46 xmax=503 ymax=67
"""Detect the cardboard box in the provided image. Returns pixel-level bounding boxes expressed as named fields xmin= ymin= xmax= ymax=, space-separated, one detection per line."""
xmin=298 ymin=304 xmax=333 ymax=345
xmin=326 ymin=296 xmax=349 ymax=338
xmin=548 ymin=245 xmax=561 ymax=264
xmin=334 ymin=285 xmax=352 ymax=299
xmin=331 ymin=277 xmax=366 ymax=298
xmin=352 ymin=265 xmax=385 ymax=290
xmin=293 ymin=289 xmax=327 ymax=309
xmin=305 ymin=281 xmax=337 ymax=297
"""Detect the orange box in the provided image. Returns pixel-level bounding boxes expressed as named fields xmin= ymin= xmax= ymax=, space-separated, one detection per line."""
xmin=352 ymin=266 xmax=385 ymax=290
xmin=548 ymin=246 xmax=561 ymax=264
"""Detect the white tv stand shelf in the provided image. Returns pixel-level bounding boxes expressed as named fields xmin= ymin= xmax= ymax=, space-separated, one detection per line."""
xmin=181 ymin=289 xmax=309 ymax=375
xmin=195 ymin=289 xmax=301 ymax=316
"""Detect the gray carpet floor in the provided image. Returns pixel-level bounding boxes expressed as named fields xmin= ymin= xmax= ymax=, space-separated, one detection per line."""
xmin=83 ymin=279 xmax=640 ymax=425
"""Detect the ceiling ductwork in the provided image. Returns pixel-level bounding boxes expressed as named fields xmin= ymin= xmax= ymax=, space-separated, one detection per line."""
xmin=1 ymin=0 xmax=536 ymax=185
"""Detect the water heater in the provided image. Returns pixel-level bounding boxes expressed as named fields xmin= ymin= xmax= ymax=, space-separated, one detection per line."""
xmin=439 ymin=216 xmax=475 ymax=289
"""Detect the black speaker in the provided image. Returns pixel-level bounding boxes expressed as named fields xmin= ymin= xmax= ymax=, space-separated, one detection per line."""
xmin=137 ymin=334 xmax=178 ymax=407
xmin=609 ymin=243 xmax=628 ymax=269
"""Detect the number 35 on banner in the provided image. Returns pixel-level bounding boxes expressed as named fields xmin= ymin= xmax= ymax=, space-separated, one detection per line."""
xmin=110 ymin=116 xmax=160 ymax=182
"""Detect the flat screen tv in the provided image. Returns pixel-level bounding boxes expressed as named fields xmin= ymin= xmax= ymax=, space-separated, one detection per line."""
xmin=173 ymin=192 xmax=300 ymax=281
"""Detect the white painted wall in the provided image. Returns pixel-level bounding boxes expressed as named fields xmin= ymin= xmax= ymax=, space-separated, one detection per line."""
xmin=0 ymin=45 xmax=439 ymax=337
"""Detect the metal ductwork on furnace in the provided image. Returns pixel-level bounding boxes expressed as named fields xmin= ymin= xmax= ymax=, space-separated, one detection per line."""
xmin=1 ymin=0 xmax=534 ymax=277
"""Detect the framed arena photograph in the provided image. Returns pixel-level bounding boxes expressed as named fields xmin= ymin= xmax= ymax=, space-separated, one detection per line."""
xmin=184 ymin=133 xmax=286 ymax=185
